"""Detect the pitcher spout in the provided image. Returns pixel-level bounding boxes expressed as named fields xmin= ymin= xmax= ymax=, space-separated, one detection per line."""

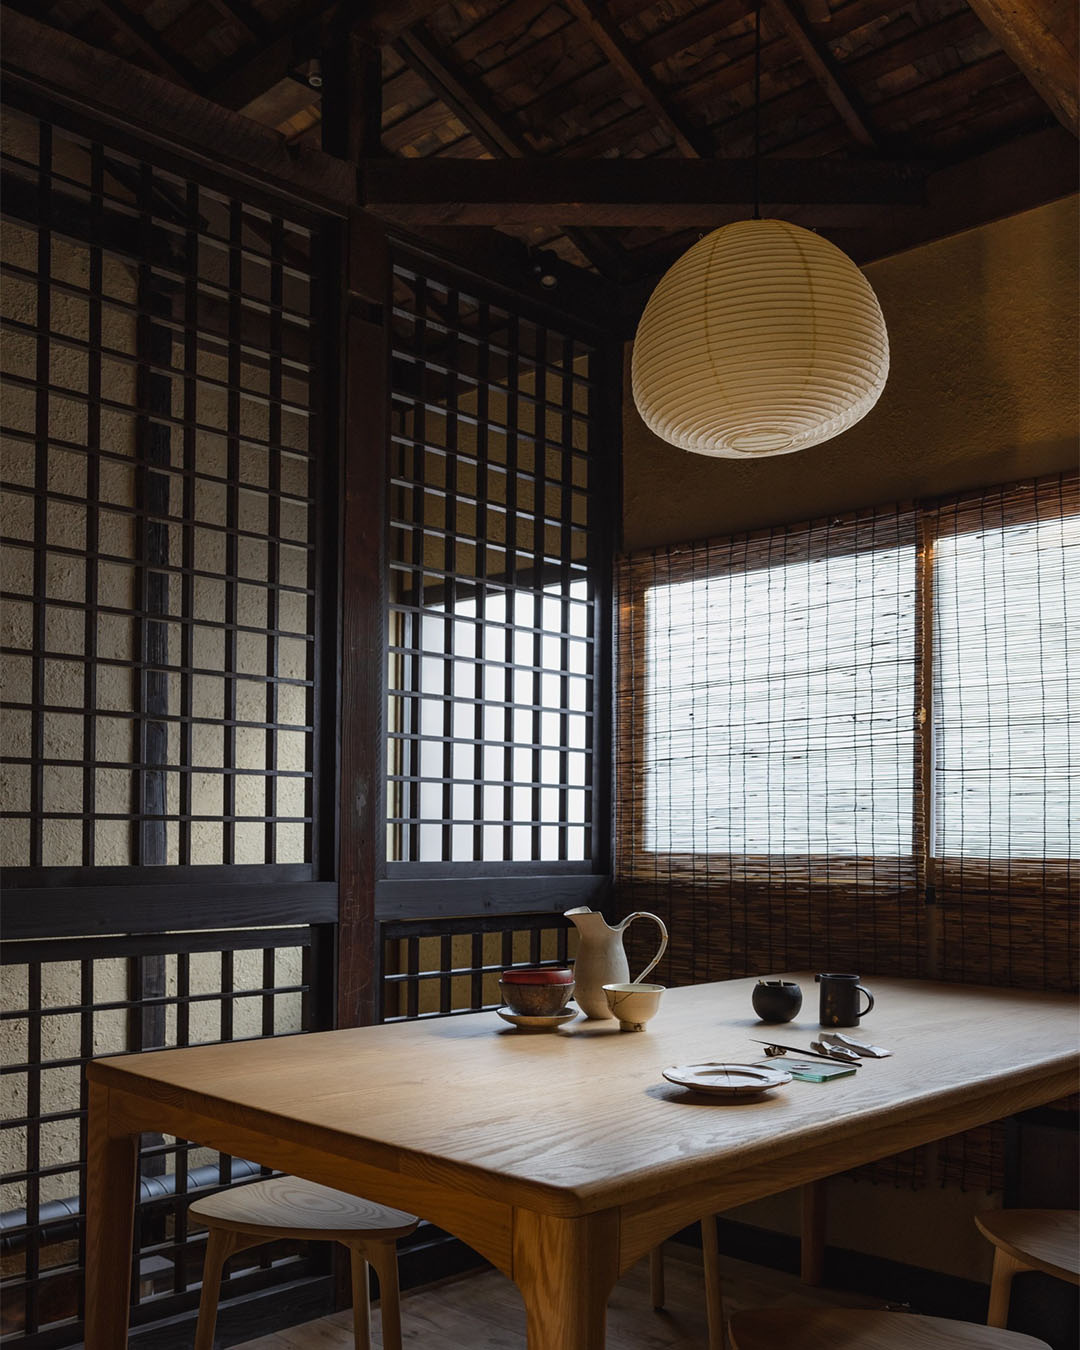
xmin=565 ymin=906 xmax=617 ymax=933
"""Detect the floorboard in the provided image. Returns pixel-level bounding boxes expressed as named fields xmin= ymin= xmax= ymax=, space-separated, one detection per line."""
xmin=232 ymin=1244 xmax=884 ymax=1348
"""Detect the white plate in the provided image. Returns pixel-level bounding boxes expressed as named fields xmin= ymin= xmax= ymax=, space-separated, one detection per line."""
xmin=662 ymin=1062 xmax=792 ymax=1097
xmin=496 ymin=1006 xmax=577 ymax=1031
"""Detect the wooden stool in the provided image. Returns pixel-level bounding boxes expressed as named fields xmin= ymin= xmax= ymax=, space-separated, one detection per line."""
xmin=729 ymin=1308 xmax=1052 ymax=1349
xmin=650 ymin=1185 xmax=824 ymax=1349
xmin=976 ymin=1209 xmax=1080 ymax=1328
xmin=188 ymin=1176 xmax=418 ymax=1350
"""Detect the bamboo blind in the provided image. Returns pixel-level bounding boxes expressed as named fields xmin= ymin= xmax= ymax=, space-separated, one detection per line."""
xmin=616 ymin=504 xmax=924 ymax=984
xmin=615 ymin=472 xmax=1078 ymax=1190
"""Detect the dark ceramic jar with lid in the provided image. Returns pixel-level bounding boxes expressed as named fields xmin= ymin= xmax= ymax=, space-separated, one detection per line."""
xmin=751 ymin=979 xmax=803 ymax=1024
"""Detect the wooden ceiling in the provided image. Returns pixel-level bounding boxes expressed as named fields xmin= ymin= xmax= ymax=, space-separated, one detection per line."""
xmin=8 ymin=0 xmax=1078 ymax=288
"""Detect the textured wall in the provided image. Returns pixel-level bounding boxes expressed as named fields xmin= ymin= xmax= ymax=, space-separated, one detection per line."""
xmin=623 ymin=196 xmax=1079 ymax=551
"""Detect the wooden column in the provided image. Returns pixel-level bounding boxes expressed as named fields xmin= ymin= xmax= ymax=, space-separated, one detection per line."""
xmin=333 ymin=210 xmax=390 ymax=1033
xmin=320 ymin=19 xmax=390 ymax=1032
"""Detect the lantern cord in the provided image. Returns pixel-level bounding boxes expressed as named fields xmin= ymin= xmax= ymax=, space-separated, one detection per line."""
xmin=753 ymin=0 xmax=762 ymax=221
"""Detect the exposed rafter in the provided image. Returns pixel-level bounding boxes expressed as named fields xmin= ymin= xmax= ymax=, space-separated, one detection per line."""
xmin=392 ymin=23 xmax=626 ymax=277
xmin=202 ymin=4 xmax=337 ymax=112
xmin=96 ymin=0 xmax=201 ymax=88
xmin=202 ymin=0 xmax=269 ymax=46
xmin=764 ymin=0 xmax=882 ymax=150
xmin=201 ymin=0 xmax=466 ymax=112
xmin=964 ymin=0 xmax=1078 ymax=136
xmin=560 ymin=0 xmax=711 ymax=158
xmin=361 ymin=156 xmax=929 ymax=226
xmin=1 ymin=7 xmax=355 ymax=213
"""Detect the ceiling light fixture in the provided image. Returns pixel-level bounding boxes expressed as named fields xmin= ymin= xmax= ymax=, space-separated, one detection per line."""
xmin=631 ymin=2 xmax=889 ymax=459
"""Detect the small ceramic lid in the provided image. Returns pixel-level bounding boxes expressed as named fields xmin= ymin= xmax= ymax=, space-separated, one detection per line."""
xmin=500 ymin=967 xmax=574 ymax=985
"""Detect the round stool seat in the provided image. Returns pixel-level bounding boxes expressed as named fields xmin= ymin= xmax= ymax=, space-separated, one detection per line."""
xmin=975 ymin=1209 xmax=1080 ymax=1284
xmin=189 ymin=1175 xmax=418 ymax=1242
xmin=729 ymin=1309 xmax=1052 ymax=1350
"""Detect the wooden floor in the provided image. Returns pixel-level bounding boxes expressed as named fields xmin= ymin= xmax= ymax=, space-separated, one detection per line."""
xmin=235 ymin=1244 xmax=884 ymax=1349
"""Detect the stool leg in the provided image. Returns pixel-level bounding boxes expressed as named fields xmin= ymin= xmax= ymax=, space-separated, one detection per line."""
xmin=702 ymin=1215 xmax=725 ymax=1350
xmin=367 ymin=1240 xmax=404 ymax=1350
xmin=649 ymin=1244 xmax=665 ymax=1310
xmin=987 ymin=1247 xmax=1026 ymax=1328
xmin=348 ymin=1244 xmax=372 ymax=1350
xmin=194 ymin=1227 xmax=246 ymax=1350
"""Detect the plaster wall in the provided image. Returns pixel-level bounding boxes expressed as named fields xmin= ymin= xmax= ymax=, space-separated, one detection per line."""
xmin=623 ymin=195 xmax=1079 ymax=551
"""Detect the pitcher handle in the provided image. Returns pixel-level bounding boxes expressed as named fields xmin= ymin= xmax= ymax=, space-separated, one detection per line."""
xmin=622 ymin=912 xmax=669 ymax=984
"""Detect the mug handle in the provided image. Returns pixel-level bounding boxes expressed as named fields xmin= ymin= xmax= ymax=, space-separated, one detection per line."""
xmin=622 ymin=912 xmax=669 ymax=983
xmin=856 ymin=985 xmax=875 ymax=1017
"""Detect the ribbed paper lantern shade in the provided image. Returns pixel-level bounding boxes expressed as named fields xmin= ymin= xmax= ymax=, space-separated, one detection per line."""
xmin=632 ymin=218 xmax=889 ymax=458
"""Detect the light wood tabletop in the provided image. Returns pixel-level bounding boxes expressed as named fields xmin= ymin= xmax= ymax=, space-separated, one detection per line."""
xmin=84 ymin=974 xmax=1078 ymax=1349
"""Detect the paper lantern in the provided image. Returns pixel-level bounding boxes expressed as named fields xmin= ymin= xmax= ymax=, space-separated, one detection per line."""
xmin=631 ymin=218 xmax=889 ymax=458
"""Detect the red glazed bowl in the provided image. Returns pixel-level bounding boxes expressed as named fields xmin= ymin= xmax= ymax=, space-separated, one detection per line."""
xmin=499 ymin=970 xmax=576 ymax=1016
xmin=500 ymin=967 xmax=574 ymax=985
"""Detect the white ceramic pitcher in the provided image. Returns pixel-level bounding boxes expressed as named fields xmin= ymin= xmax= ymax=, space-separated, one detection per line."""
xmin=565 ymin=907 xmax=669 ymax=1019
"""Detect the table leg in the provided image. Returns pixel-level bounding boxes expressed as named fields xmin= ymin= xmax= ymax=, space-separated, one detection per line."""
xmin=513 ymin=1209 xmax=619 ymax=1350
xmin=84 ymin=1082 xmax=139 ymax=1349
xmin=800 ymin=1180 xmax=826 ymax=1286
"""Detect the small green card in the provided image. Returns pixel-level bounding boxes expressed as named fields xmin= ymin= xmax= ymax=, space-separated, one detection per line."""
xmin=754 ymin=1058 xmax=857 ymax=1082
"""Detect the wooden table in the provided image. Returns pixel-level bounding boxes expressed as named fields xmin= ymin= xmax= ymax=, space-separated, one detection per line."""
xmin=85 ymin=975 xmax=1077 ymax=1348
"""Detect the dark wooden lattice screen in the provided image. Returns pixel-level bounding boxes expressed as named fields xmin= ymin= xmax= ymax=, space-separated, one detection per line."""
xmin=387 ymin=258 xmax=605 ymax=873
xmin=0 ymin=103 xmax=321 ymax=874
xmin=0 ymin=98 xmax=337 ymax=1346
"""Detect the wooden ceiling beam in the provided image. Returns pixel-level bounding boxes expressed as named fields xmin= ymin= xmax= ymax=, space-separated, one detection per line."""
xmin=320 ymin=20 xmax=383 ymax=162
xmin=621 ymin=122 xmax=1078 ymax=294
xmin=201 ymin=0 xmax=471 ymax=114
xmin=394 ymin=25 xmax=524 ymax=159
xmin=964 ymin=0 xmax=1078 ymax=135
xmin=0 ymin=7 xmax=356 ymax=213
xmin=392 ymin=23 xmax=626 ymax=277
xmin=202 ymin=7 xmax=336 ymax=112
xmin=202 ymin=0 xmax=269 ymax=46
xmin=95 ymin=0 xmax=202 ymax=87
xmin=361 ymin=156 xmax=929 ymax=227
xmin=559 ymin=0 xmax=712 ymax=157
xmin=764 ymin=0 xmax=882 ymax=149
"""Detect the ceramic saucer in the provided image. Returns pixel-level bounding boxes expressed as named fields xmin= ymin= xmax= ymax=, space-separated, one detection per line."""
xmin=662 ymin=1062 xmax=792 ymax=1097
xmin=496 ymin=1006 xmax=577 ymax=1032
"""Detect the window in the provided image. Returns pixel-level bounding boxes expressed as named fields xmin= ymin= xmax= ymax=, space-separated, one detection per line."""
xmin=616 ymin=472 xmax=1077 ymax=989
xmin=934 ymin=504 xmax=1078 ymax=860
xmin=643 ymin=529 xmax=916 ymax=857
xmin=386 ymin=260 xmax=606 ymax=869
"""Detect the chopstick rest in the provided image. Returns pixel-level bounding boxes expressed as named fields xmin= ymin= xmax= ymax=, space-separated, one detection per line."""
xmin=808 ymin=1039 xmax=861 ymax=1063
xmin=819 ymin=1031 xmax=892 ymax=1058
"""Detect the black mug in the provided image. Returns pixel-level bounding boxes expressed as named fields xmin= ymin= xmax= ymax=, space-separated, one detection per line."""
xmin=816 ymin=973 xmax=874 ymax=1027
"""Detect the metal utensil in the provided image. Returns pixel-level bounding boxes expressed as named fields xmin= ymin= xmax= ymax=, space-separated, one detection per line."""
xmin=750 ymin=1038 xmax=861 ymax=1066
